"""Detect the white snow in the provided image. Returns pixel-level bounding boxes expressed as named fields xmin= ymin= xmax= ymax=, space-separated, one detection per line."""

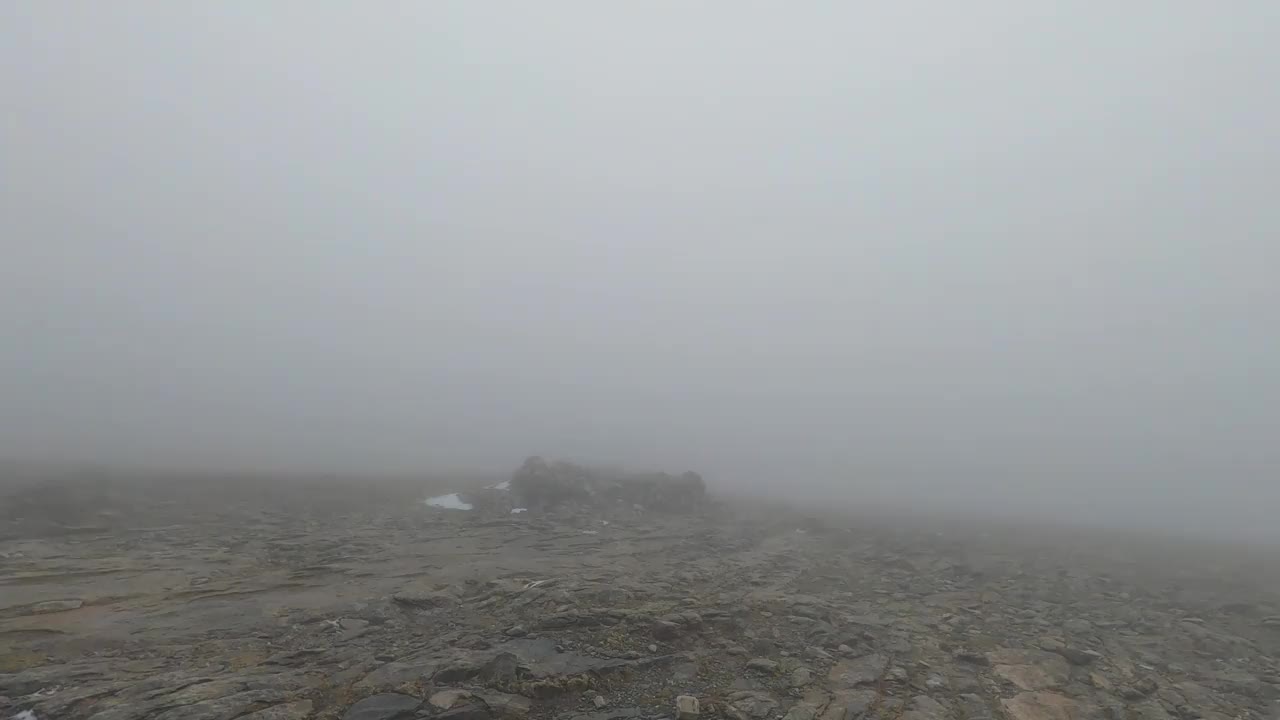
xmin=510 ymin=507 xmax=527 ymax=514
xmin=13 ymin=711 xmax=39 ymax=720
xmin=487 ymin=480 xmax=511 ymax=491
xmin=423 ymin=493 xmax=473 ymax=510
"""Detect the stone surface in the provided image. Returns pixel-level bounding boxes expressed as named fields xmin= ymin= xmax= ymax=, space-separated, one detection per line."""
xmin=3 ymin=471 xmax=1276 ymax=720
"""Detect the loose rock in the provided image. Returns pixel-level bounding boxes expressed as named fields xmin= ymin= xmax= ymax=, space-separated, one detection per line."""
xmin=676 ymin=695 xmax=701 ymax=720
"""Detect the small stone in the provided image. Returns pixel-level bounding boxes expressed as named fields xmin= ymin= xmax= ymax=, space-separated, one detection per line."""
xmin=676 ymin=695 xmax=701 ymax=720
xmin=340 ymin=618 xmax=371 ymax=640
xmin=1056 ymin=647 xmax=1100 ymax=666
xmin=727 ymin=645 xmax=748 ymax=656
xmin=837 ymin=644 xmax=855 ymax=656
xmin=653 ymin=620 xmax=683 ymax=640
xmin=804 ymin=646 xmax=833 ymax=661
xmin=648 ymin=644 xmax=659 ymax=653
xmin=791 ymin=667 xmax=813 ymax=687
xmin=504 ymin=625 xmax=528 ymax=637
xmin=924 ymin=674 xmax=948 ymax=691
xmin=594 ymin=696 xmax=608 ymax=709
xmin=343 ymin=693 xmax=422 ymax=720
xmin=28 ymin=599 xmax=83 ymax=614
xmin=746 ymin=658 xmax=779 ymax=674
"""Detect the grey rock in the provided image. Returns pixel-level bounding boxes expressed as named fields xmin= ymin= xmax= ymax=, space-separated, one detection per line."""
xmin=475 ymin=691 xmax=531 ymax=719
xmin=437 ymin=704 xmax=494 ymax=720
xmin=784 ymin=704 xmax=818 ymax=720
xmin=477 ymin=652 xmax=519 ymax=685
xmin=434 ymin=659 xmax=482 ymax=683
xmin=953 ymin=649 xmax=990 ymax=665
xmin=594 ymin=695 xmax=608 ymax=709
xmin=726 ymin=691 xmax=779 ymax=720
xmin=1120 ymin=677 xmax=1159 ymax=699
xmin=828 ymin=655 xmax=887 ymax=688
xmin=904 ymin=696 xmax=948 ymax=720
xmin=239 ymin=700 xmax=315 ymax=720
xmin=745 ymin=658 xmax=779 ymax=674
xmin=1049 ymin=645 xmax=1099 ymax=666
xmin=340 ymin=618 xmax=371 ymax=641
xmin=652 ymin=620 xmax=683 ymax=640
xmin=355 ymin=660 xmax=439 ymax=690
xmin=791 ymin=667 xmax=813 ymax=687
xmin=955 ymin=694 xmax=994 ymax=720
xmin=343 ymin=694 xmax=422 ymax=720
xmin=392 ymin=588 xmax=455 ymax=608
xmin=153 ymin=690 xmax=299 ymax=720
xmin=564 ymin=708 xmax=645 ymax=720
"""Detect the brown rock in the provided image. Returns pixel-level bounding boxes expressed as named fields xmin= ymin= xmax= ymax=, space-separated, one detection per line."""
xmin=989 ymin=650 xmax=1071 ymax=691
xmin=1001 ymin=692 xmax=1085 ymax=720
xmin=431 ymin=690 xmax=472 ymax=710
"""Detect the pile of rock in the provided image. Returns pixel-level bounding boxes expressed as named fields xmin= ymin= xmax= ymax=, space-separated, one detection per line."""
xmin=509 ymin=457 xmax=706 ymax=512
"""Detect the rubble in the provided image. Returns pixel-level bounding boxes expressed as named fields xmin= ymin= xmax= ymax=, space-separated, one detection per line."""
xmin=2 ymin=473 xmax=1277 ymax=720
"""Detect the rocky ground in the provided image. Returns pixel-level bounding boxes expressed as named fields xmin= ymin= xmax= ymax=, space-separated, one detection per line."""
xmin=2 ymin=472 xmax=1279 ymax=720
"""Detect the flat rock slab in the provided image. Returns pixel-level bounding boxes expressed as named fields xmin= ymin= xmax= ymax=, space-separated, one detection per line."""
xmin=1000 ymin=692 xmax=1087 ymax=720
xmin=988 ymin=650 xmax=1071 ymax=691
xmin=343 ymin=693 xmax=422 ymax=720
xmin=827 ymin=655 xmax=887 ymax=688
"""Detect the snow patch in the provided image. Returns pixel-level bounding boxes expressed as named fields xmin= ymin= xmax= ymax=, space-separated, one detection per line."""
xmin=488 ymin=480 xmax=511 ymax=491
xmin=423 ymin=493 xmax=473 ymax=510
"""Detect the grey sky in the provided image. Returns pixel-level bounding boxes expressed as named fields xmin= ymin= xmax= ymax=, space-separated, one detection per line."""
xmin=2 ymin=4 xmax=1277 ymax=535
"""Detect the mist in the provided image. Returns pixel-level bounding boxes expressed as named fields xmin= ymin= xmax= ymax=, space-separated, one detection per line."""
xmin=2 ymin=4 xmax=1277 ymax=540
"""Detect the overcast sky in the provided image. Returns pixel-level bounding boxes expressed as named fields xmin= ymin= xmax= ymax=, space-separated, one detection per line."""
xmin=2 ymin=4 xmax=1277 ymax=536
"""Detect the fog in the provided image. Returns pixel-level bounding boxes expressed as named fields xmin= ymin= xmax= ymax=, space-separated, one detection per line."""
xmin=2 ymin=4 xmax=1277 ymax=539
